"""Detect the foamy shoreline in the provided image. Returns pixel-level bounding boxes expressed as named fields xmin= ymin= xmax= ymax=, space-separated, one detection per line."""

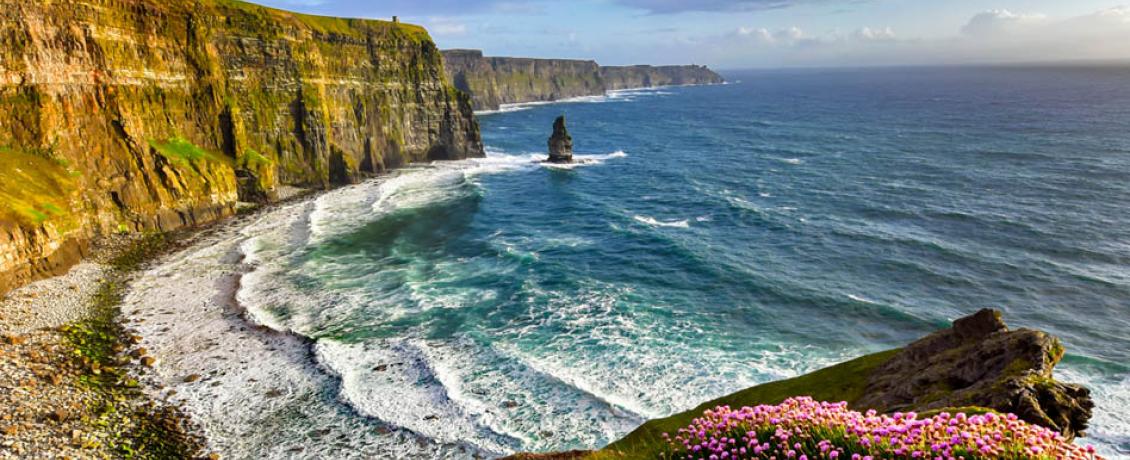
xmin=118 ymin=186 xmax=490 ymax=459
xmin=474 ymin=81 xmax=723 ymax=115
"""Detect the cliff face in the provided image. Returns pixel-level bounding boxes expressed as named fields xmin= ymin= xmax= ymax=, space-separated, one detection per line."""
xmin=441 ymin=49 xmax=604 ymax=111
xmin=0 ymin=0 xmax=483 ymax=295
xmin=442 ymin=49 xmax=724 ymax=111
xmin=600 ymin=65 xmax=724 ymax=91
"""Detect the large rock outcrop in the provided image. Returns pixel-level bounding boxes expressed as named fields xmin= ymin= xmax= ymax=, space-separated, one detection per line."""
xmin=0 ymin=0 xmax=483 ymax=295
xmin=857 ymin=308 xmax=1093 ymax=439
xmin=546 ymin=116 xmax=573 ymax=163
xmin=442 ymin=49 xmax=724 ymax=111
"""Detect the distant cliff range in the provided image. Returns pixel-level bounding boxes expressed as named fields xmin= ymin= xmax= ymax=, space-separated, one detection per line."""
xmin=442 ymin=49 xmax=724 ymax=111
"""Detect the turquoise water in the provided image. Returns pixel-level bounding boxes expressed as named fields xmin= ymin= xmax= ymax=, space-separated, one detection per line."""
xmin=238 ymin=67 xmax=1130 ymax=457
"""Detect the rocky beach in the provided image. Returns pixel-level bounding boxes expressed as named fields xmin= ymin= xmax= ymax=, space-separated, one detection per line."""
xmin=0 ymin=236 xmax=204 ymax=459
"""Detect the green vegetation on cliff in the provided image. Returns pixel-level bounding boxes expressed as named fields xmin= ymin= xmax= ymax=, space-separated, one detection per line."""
xmin=148 ymin=137 xmax=233 ymax=170
xmin=0 ymin=147 xmax=79 ymax=230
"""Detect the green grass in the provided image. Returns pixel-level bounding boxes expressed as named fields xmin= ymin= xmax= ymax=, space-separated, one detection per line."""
xmin=213 ymin=0 xmax=430 ymax=41
xmin=598 ymin=349 xmax=900 ymax=459
xmin=0 ymin=146 xmax=78 ymax=229
xmin=147 ymin=136 xmax=232 ymax=169
xmin=238 ymin=148 xmax=273 ymax=170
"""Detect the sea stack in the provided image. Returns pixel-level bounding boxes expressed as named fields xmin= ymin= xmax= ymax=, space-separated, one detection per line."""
xmin=547 ymin=116 xmax=574 ymax=163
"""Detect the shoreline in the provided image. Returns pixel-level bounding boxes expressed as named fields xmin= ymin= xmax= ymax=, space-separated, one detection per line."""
xmin=474 ymin=81 xmax=726 ymax=115
xmin=0 ymin=186 xmax=323 ymax=459
xmin=116 ymin=181 xmax=491 ymax=458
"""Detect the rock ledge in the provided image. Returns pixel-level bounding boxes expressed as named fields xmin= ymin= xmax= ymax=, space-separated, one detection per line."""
xmin=858 ymin=308 xmax=1093 ymax=439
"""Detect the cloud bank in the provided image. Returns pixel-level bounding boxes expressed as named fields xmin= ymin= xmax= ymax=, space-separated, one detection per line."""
xmin=703 ymin=6 xmax=1130 ymax=67
xmin=610 ymin=0 xmax=818 ymax=14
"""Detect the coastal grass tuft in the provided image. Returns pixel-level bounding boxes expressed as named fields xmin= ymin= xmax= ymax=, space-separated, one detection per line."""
xmin=238 ymin=148 xmax=273 ymax=170
xmin=148 ymin=136 xmax=232 ymax=170
xmin=598 ymin=349 xmax=899 ymax=458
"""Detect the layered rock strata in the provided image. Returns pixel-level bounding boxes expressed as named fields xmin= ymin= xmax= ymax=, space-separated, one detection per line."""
xmin=857 ymin=308 xmax=1093 ymax=439
xmin=0 ymin=0 xmax=483 ymax=295
xmin=442 ymin=49 xmax=724 ymax=111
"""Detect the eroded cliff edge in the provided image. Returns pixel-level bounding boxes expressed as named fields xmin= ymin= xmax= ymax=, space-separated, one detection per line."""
xmin=442 ymin=49 xmax=724 ymax=111
xmin=0 ymin=0 xmax=484 ymax=295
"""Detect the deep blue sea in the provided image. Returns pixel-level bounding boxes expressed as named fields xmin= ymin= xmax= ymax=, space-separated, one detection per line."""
xmin=237 ymin=66 xmax=1130 ymax=457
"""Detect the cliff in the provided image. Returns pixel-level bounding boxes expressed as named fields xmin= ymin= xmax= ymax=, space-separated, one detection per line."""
xmin=441 ymin=49 xmax=724 ymax=111
xmin=600 ymin=64 xmax=724 ymax=91
xmin=441 ymin=49 xmax=603 ymax=112
xmin=0 ymin=0 xmax=483 ymax=295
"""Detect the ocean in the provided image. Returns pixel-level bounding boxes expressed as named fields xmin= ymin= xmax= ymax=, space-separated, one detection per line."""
xmin=208 ymin=66 xmax=1129 ymax=458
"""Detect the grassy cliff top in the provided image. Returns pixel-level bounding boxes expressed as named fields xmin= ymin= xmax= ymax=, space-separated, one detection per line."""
xmin=210 ymin=0 xmax=431 ymax=41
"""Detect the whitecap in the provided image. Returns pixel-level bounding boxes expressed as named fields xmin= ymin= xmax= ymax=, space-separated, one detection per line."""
xmin=633 ymin=215 xmax=690 ymax=228
xmin=538 ymin=150 xmax=628 ymax=170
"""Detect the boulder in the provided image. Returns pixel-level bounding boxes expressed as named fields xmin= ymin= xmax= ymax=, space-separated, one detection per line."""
xmin=547 ymin=116 xmax=574 ymax=163
xmin=856 ymin=308 xmax=1093 ymax=439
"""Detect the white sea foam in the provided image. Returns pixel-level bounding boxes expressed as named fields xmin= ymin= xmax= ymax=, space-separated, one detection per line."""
xmin=476 ymin=86 xmax=678 ymax=115
xmin=633 ymin=215 xmax=690 ymax=228
xmin=314 ymin=339 xmax=513 ymax=454
xmin=120 ymin=204 xmax=470 ymax=459
xmin=779 ymin=157 xmax=804 ymax=165
xmin=1056 ymin=367 xmax=1130 ymax=458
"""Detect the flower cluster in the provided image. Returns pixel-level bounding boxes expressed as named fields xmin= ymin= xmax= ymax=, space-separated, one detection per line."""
xmin=663 ymin=397 xmax=1100 ymax=460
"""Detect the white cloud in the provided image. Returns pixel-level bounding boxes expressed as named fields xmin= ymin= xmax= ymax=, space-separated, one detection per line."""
xmin=703 ymin=6 xmax=1130 ymax=67
xmin=733 ymin=26 xmax=809 ymax=45
xmin=736 ymin=27 xmax=775 ymax=42
xmin=855 ymin=26 xmax=895 ymax=42
xmin=961 ymin=9 xmax=1048 ymax=37
xmin=425 ymin=18 xmax=468 ymax=36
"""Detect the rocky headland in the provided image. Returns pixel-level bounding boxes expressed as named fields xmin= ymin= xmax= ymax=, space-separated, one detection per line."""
xmin=510 ymin=309 xmax=1095 ymax=459
xmin=441 ymin=49 xmax=724 ymax=111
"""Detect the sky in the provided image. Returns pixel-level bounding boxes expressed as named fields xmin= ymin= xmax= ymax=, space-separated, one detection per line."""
xmin=248 ymin=0 xmax=1130 ymax=68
